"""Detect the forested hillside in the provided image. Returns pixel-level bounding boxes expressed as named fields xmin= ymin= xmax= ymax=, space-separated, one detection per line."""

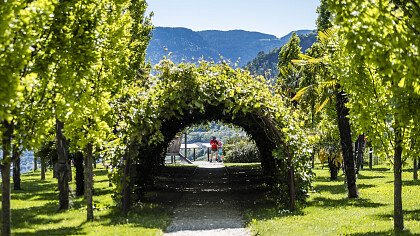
xmin=245 ymin=31 xmax=317 ymax=80
xmin=146 ymin=27 xmax=313 ymax=67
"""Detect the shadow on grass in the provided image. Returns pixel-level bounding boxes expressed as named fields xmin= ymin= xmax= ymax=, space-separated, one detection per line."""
xmin=309 ymin=197 xmax=386 ymax=208
xmin=314 ymin=183 xmax=376 ymax=195
xmin=402 ymin=180 xmax=420 ymax=186
xmin=99 ymin=203 xmax=170 ymax=230
xmin=11 ymin=202 xmax=71 ymax=231
xmin=314 ymin=175 xmax=345 ymax=183
xmin=13 ymin=226 xmax=83 ymax=236
xmin=375 ymin=209 xmax=420 ymax=221
xmin=11 ymin=181 xmax=58 ymax=201
xmin=357 ymin=173 xmax=386 ymax=180
xmin=349 ymin=229 xmax=415 ymax=235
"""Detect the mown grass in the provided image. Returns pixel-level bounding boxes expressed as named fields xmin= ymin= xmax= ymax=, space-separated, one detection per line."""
xmin=245 ymin=165 xmax=420 ymax=235
xmin=3 ymin=163 xmax=419 ymax=235
xmin=4 ymin=166 xmax=171 ymax=236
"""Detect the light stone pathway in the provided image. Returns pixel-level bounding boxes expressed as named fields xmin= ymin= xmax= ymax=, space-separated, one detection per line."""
xmin=164 ymin=161 xmax=251 ymax=236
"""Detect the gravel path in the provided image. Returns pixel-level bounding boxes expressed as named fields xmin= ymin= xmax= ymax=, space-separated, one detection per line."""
xmin=164 ymin=162 xmax=251 ymax=236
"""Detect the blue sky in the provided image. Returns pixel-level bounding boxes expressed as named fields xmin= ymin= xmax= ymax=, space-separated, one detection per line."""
xmin=147 ymin=0 xmax=320 ymax=38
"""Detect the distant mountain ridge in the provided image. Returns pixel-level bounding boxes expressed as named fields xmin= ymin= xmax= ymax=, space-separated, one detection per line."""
xmin=245 ymin=31 xmax=318 ymax=80
xmin=146 ymin=27 xmax=315 ymax=67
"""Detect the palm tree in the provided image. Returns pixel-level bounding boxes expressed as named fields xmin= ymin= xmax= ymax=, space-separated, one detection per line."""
xmin=292 ymin=29 xmax=359 ymax=198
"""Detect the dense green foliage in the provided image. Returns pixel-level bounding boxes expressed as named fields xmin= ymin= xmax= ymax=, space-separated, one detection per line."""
xmin=223 ymin=136 xmax=261 ymax=163
xmin=327 ymin=0 xmax=420 ymax=230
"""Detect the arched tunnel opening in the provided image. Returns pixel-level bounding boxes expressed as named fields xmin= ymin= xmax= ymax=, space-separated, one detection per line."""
xmin=131 ymin=104 xmax=282 ymax=193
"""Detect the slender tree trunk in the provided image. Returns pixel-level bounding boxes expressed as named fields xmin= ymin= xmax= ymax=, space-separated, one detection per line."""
xmin=311 ymin=150 xmax=315 ymax=168
xmin=369 ymin=146 xmax=373 ymax=170
xmin=55 ymin=119 xmax=70 ymax=210
xmin=335 ymin=88 xmax=358 ymax=198
xmin=356 ymin=134 xmax=366 ymax=172
xmin=122 ymin=148 xmax=133 ymax=215
xmin=12 ymin=143 xmax=22 ymax=190
xmin=84 ymin=143 xmax=94 ymax=221
xmin=34 ymin=154 xmax=38 ymax=171
xmin=329 ymin=158 xmax=338 ymax=180
xmin=41 ymin=156 xmax=46 ymax=181
xmin=414 ymin=156 xmax=418 ymax=180
xmin=287 ymin=154 xmax=296 ymax=211
xmin=393 ymin=124 xmax=404 ymax=231
xmin=74 ymin=152 xmax=84 ymax=196
xmin=1 ymin=120 xmax=13 ymax=236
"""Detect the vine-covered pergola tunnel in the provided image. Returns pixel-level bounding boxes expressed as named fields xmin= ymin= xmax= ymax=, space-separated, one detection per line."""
xmin=158 ymin=106 xmax=277 ymax=175
xmin=119 ymin=61 xmax=311 ymax=210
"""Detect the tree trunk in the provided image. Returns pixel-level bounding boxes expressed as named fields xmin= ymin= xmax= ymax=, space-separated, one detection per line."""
xmin=55 ymin=119 xmax=70 ymax=210
xmin=41 ymin=156 xmax=46 ymax=181
xmin=356 ymin=134 xmax=366 ymax=172
xmin=393 ymin=124 xmax=404 ymax=231
xmin=84 ymin=143 xmax=94 ymax=221
xmin=328 ymin=158 xmax=338 ymax=180
xmin=369 ymin=146 xmax=373 ymax=170
xmin=414 ymin=156 xmax=418 ymax=180
xmin=121 ymin=148 xmax=133 ymax=215
xmin=34 ymin=154 xmax=38 ymax=171
xmin=12 ymin=143 xmax=22 ymax=190
xmin=74 ymin=152 xmax=84 ymax=196
xmin=311 ymin=150 xmax=315 ymax=168
xmin=1 ymin=120 xmax=13 ymax=236
xmin=287 ymin=154 xmax=296 ymax=211
xmin=335 ymin=88 xmax=358 ymax=198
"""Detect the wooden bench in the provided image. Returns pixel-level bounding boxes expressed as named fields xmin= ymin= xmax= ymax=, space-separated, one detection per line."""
xmin=166 ymin=135 xmax=193 ymax=164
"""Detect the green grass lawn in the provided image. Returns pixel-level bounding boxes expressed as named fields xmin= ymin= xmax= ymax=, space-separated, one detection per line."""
xmin=6 ymin=167 xmax=171 ymax=236
xmin=3 ymin=164 xmax=419 ymax=235
xmin=245 ymin=166 xmax=420 ymax=235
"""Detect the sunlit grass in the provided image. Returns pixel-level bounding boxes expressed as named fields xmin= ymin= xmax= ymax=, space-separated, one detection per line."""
xmin=246 ymin=165 xmax=420 ymax=235
xmin=4 ymin=163 xmax=419 ymax=235
xmin=6 ymin=166 xmax=171 ymax=236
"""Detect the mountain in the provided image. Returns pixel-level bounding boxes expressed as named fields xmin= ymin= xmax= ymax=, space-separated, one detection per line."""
xmin=146 ymin=27 xmax=220 ymax=65
xmin=245 ymin=31 xmax=318 ymax=80
xmin=146 ymin=27 xmax=315 ymax=67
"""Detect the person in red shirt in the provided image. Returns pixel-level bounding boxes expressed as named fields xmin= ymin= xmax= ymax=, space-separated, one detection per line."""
xmin=209 ymin=136 xmax=219 ymax=163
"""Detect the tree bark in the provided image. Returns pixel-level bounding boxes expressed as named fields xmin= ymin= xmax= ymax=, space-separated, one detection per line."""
xmin=41 ymin=155 xmax=46 ymax=181
xmin=1 ymin=120 xmax=13 ymax=236
xmin=12 ymin=143 xmax=22 ymax=190
xmin=335 ymin=88 xmax=358 ymax=198
xmin=55 ymin=119 xmax=70 ymax=210
xmin=328 ymin=158 xmax=339 ymax=180
xmin=355 ymin=134 xmax=366 ymax=172
xmin=74 ymin=152 xmax=84 ymax=196
xmin=369 ymin=145 xmax=373 ymax=170
xmin=84 ymin=143 xmax=94 ymax=221
xmin=311 ymin=150 xmax=315 ymax=168
xmin=393 ymin=124 xmax=404 ymax=231
xmin=287 ymin=153 xmax=296 ymax=211
xmin=121 ymin=147 xmax=133 ymax=215
xmin=34 ymin=154 xmax=38 ymax=171
xmin=414 ymin=156 xmax=418 ymax=180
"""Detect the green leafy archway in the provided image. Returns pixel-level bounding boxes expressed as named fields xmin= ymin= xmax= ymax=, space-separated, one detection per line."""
xmin=118 ymin=60 xmax=313 ymax=211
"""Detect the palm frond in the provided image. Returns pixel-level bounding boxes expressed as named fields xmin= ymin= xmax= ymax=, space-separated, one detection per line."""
xmin=292 ymin=86 xmax=310 ymax=101
xmin=292 ymin=54 xmax=323 ymax=66
xmin=315 ymin=97 xmax=331 ymax=114
xmin=318 ymin=28 xmax=335 ymax=45
xmin=318 ymin=80 xmax=336 ymax=90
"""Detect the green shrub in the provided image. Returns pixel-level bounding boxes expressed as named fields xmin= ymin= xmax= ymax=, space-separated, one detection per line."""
xmin=223 ymin=137 xmax=260 ymax=163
